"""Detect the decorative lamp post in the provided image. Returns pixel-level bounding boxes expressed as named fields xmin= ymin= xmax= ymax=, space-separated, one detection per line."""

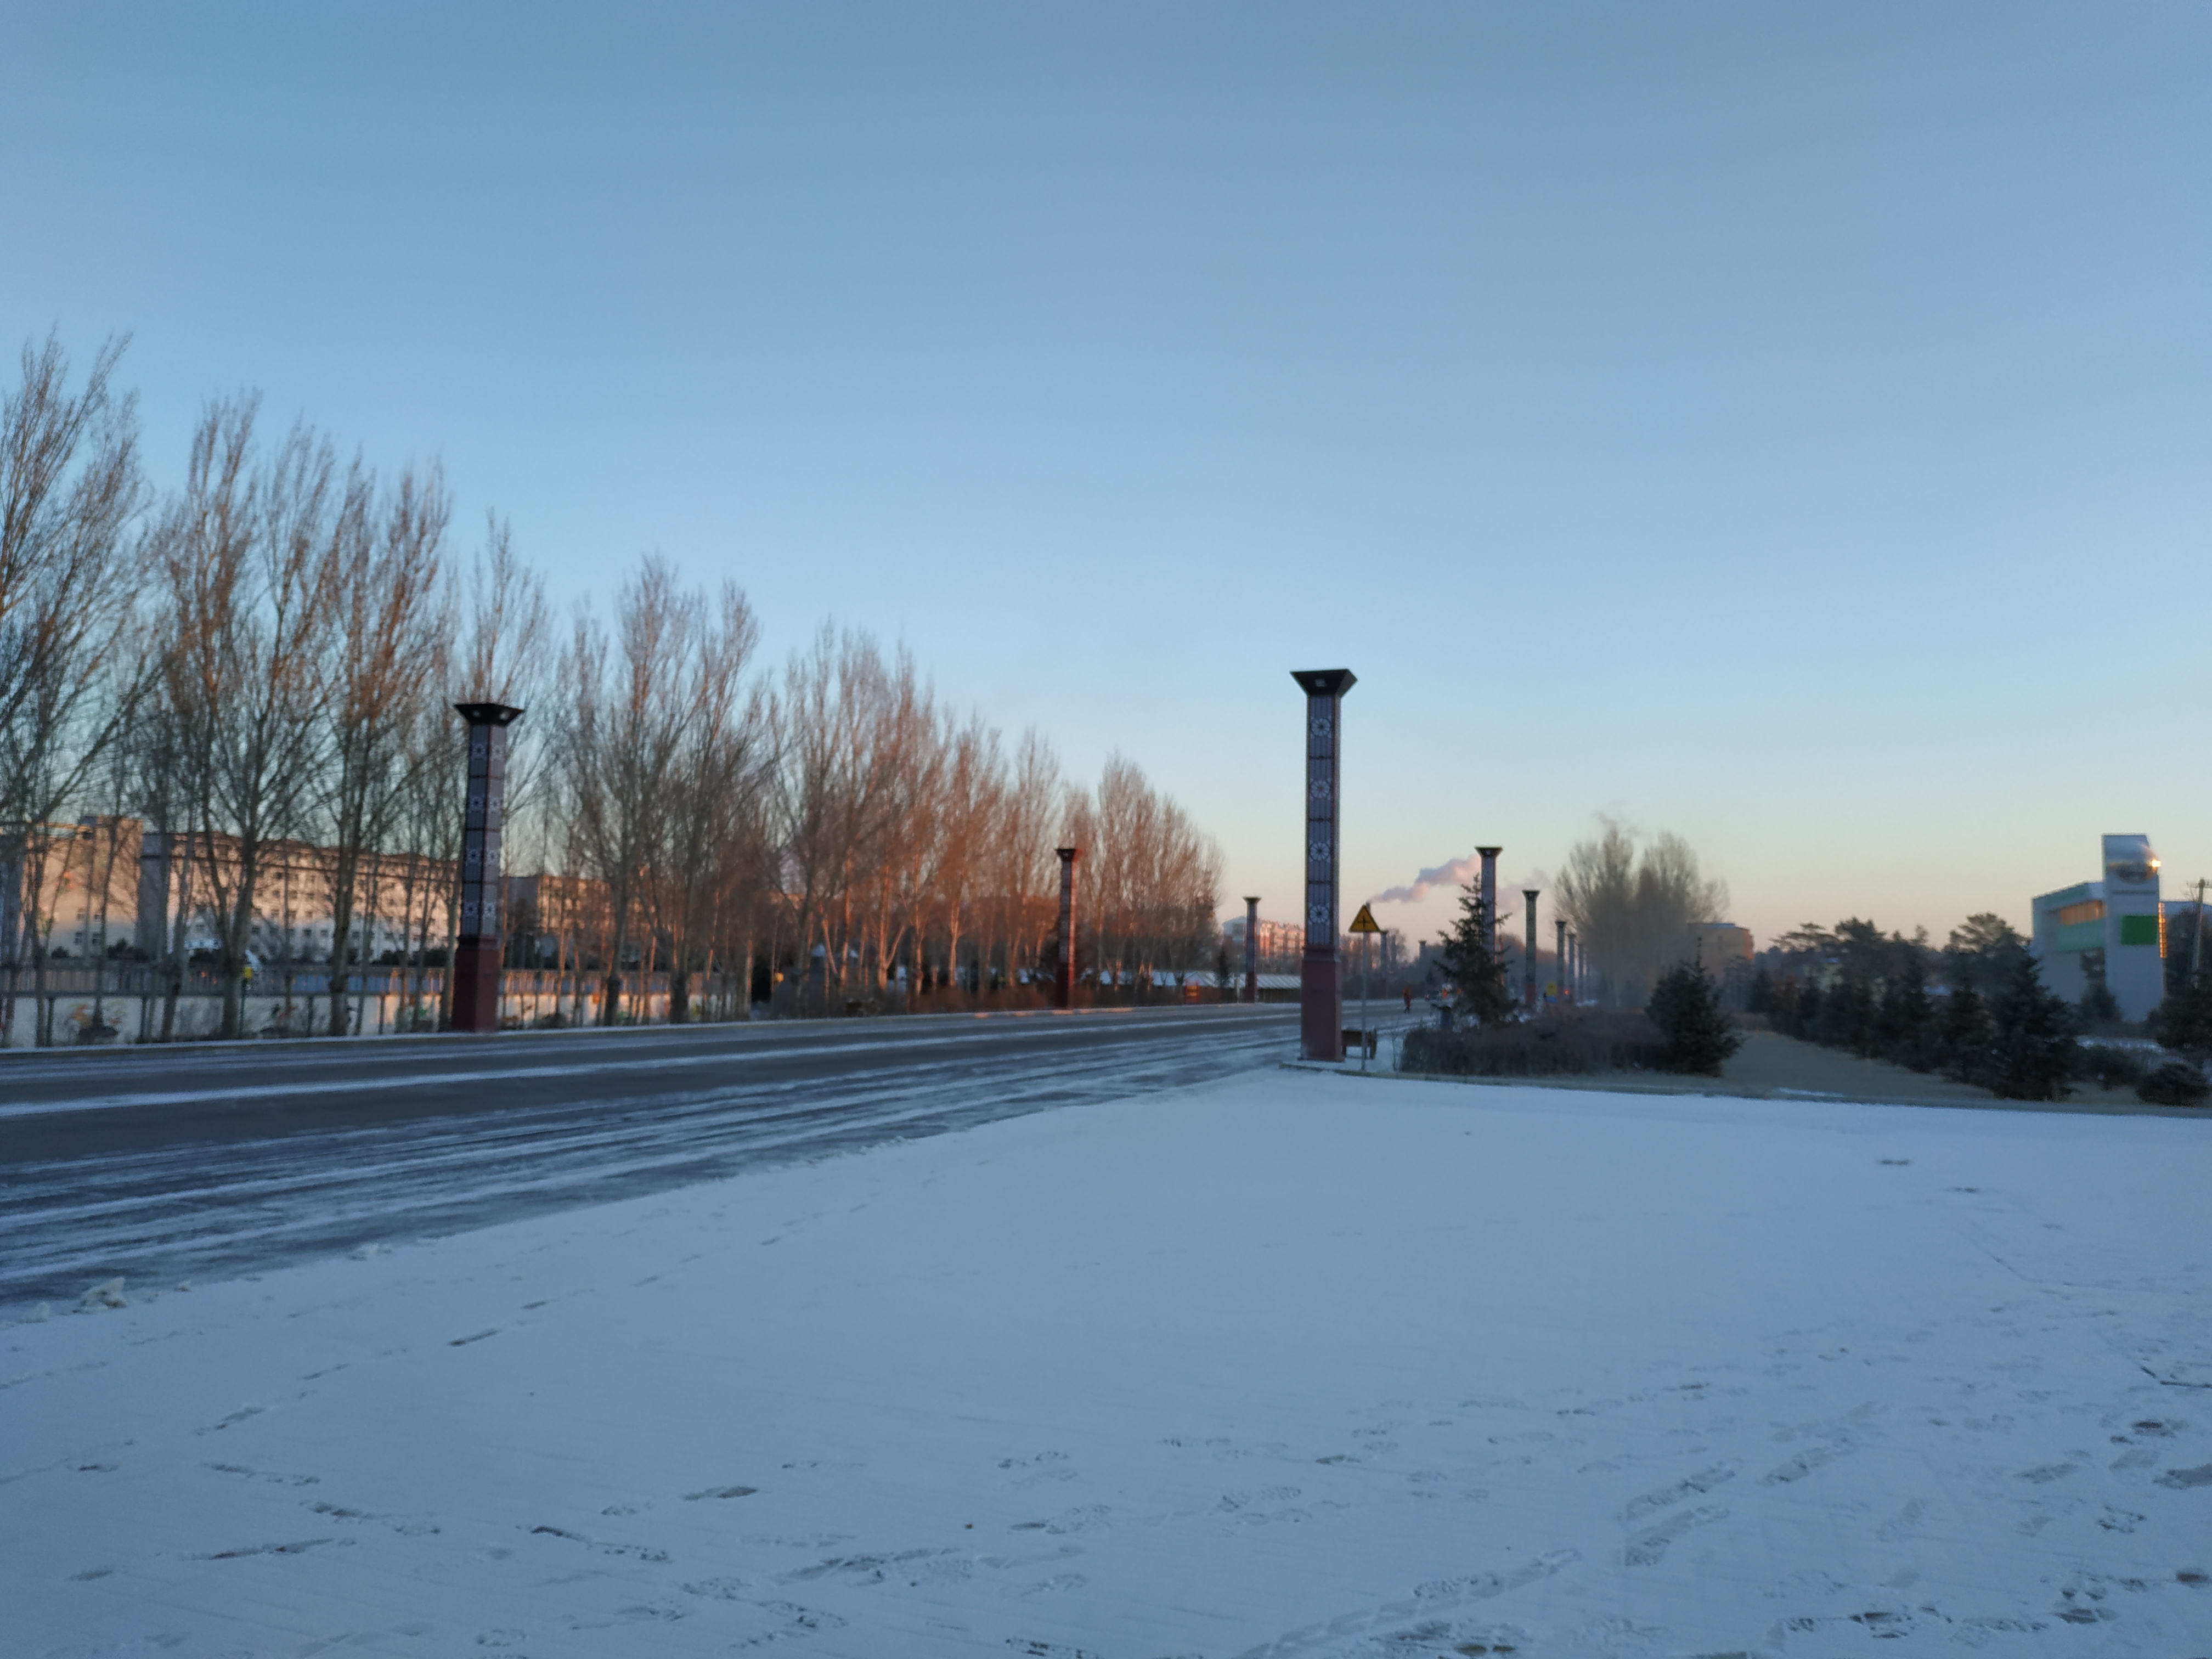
xmin=1293 ymin=669 xmax=1356 ymax=1060
xmin=1053 ymin=847 xmax=1080 ymax=1010
xmin=1476 ymin=847 xmax=1503 ymax=962
xmin=1243 ymin=895 xmax=1260 ymax=1004
xmin=451 ymin=702 xmax=524 ymax=1034
xmin=1523 ymin=889 xmax=1540 ymax=1013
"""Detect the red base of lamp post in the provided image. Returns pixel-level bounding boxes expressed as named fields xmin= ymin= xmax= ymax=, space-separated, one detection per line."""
xmin=1300 ymin=951 xmax=1341 ymax=1061
xmin=450 ymin=938 xmax=503 ymax=1033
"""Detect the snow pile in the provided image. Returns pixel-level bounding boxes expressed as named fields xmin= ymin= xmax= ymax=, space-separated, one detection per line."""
xmin=4 ymin=1071 xmax=2209 ymax=1656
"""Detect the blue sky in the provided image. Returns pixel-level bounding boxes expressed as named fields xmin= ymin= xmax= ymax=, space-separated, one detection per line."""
xmin=5 ymin=2 xmax=2207 ymax=948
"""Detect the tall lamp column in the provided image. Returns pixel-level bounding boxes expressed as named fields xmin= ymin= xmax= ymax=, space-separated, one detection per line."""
xmin=1523 ymin=889 xmax=1540 ymax=1013
xmin=1053 ymin=847 xmax=1080 ymax=1011
xmin=1293 ymin=669 xmax=1356 ymax=1060
xmin=1243 ymin=895 xmax=1260 ymax=1004
xmin=452 ymin=702 xmax=524 ymax=1034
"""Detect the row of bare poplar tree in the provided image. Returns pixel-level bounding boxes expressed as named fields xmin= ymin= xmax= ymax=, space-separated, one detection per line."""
xmin=1 ymin=334 xmax=1223 ymax=1038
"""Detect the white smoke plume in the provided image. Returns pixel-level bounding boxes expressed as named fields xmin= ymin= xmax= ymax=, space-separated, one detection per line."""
xmin=1369 ymin=854 xmax=1482 ymax=907
xmin=1370 ymin=856 xmax=1553 ymax=909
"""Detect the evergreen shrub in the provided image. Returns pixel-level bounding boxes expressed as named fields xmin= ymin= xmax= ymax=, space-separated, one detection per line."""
xmin=2137 ymin=1059 xmax=2211 ymax=1108
xmin=1401 ymin=1011 xmax=1668 ymax=1077
xmin=1646 ymin=963 xmax=1744 ymax=1075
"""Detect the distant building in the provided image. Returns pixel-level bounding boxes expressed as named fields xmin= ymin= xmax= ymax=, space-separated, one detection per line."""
xmin=1690 ymin=922 xmax=1753 ymax=977
xmin=504 ymin=872 xmax=614 ymax=967
xmin=2030 ymin=834 xmax=2163 ymax=1020
xmin=139 ymin=831 xmax=454 ymax=965
xmin=0 ymin=818 xmax=142 ymax=964
xmin=1220 ymin=914 xmax=1306 ymax=974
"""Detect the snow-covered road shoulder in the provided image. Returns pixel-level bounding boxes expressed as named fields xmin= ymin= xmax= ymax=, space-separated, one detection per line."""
xmin=5 ymin=1073 xmax=2209 ymax=1656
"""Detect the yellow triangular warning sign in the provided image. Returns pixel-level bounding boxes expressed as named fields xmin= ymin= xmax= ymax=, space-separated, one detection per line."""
xmin=1348 ymin=902 xmax=1381 ymax=934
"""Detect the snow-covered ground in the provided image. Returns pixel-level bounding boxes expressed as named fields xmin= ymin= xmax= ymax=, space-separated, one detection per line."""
xmin=7 ymin=1070 xmax=2210 ymax=1657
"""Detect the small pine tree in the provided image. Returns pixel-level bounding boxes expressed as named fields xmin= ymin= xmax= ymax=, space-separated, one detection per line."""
xmin=1936 ymin=978 xmax=1992 ymax=1087
xmin=2138 ymin=1058 xmax=2211 ymax=1107
xmin=1646 ymin=962 xmax=1743 ymax=1075
xmin=1745 ymin=967 xmax=1774 ymax=1017
xmin=1437 ymin=881 xmax=1516 ymax=1026
xmin=1814 ymin=978 xmax=1875 ymax=1054
xmin=2151 ymin=969 xmax=2212 ymax=1056
xmin=1874 ymin=955 xmax=1934 ymax=1070
xmin=1793 ymin=978 xmax=1822 ymax=1039
xmin=1987 ymin=955 xmax=2076 ymax=1101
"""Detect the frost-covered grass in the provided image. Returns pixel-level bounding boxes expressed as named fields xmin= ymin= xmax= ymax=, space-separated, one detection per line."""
xmin=5 ymin=1071 xmax=2210 ymax=1656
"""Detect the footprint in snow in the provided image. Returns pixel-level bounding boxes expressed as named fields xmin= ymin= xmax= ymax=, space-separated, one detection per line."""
xmin=1622 ymin=1461 xmax=1740 ymax=1522
xmin=1009 ymin=1572 xmax=1087 ymax=1598
xmin=1875 ymin=1499 xmax=1926 ymax=1542
xmin=199 ymin=1538 xmax=335 ymax=1560
xmin=1764 ymin=1442 xmax=1850 ymax=1485
xmin=1624 ymin=1504 xmax=1727 ymax=1566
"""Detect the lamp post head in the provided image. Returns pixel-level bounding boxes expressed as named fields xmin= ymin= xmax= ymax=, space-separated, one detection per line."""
xmin=1290 ymin=669 xmax=1357 ymax=697
xmin=454 ymin=702 xmax=525 ymax=727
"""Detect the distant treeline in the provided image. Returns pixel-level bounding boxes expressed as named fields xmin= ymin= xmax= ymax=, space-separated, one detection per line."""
xmin=1751 ymin=912 xmax=2212 ymax=1105
xmin=0 ymin=333 xmax=1222 ymax=1041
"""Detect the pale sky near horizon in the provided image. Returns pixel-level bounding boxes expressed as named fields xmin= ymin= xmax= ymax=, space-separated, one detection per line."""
xmin=5 ymin=3 xmax=2207 ymax=951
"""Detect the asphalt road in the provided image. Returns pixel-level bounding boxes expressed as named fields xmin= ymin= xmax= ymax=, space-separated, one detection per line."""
xmin=0 ymin=1004 xmax=1299 ymax=1311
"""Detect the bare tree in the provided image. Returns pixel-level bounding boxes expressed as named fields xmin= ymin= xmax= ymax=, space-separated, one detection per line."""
xmin=1554 ymin=817 xmax=1728 ymax=1006
xmin=159 ymin=399 xmax=340 ymax=1037
xmin=318 ymin=462 xmax=451 ymax=1035
xmin=773 ymin=626 xmax=890 ymax=1010
xmin=993 ymin=729 xmax=1064 ymax=988
xmin=560 ymin=557 xmax=697 ymax=1024
xmin=929 ymin=713 xmax=999 ymax=992
xmin=0 ymin=333 xmax=145 ymax=828
xmin=0 ymin=334 xmax=146 ymax=1038
xmin=660 ymin=581 xmax=768 ymax=1021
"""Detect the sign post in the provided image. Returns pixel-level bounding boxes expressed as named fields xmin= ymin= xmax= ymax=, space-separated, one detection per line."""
xmin=1348 ymin=901 xmax=1381 ymax=1071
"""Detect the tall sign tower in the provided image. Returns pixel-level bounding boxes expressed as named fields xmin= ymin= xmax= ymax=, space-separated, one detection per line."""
xmin=1293 ymin=669 xmax=1355 ymax=1060
xmin=1053 ymin=846 xmax=1080 ymax=1010
xmin=452 ymin=702 xmax=523 ymax=1033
